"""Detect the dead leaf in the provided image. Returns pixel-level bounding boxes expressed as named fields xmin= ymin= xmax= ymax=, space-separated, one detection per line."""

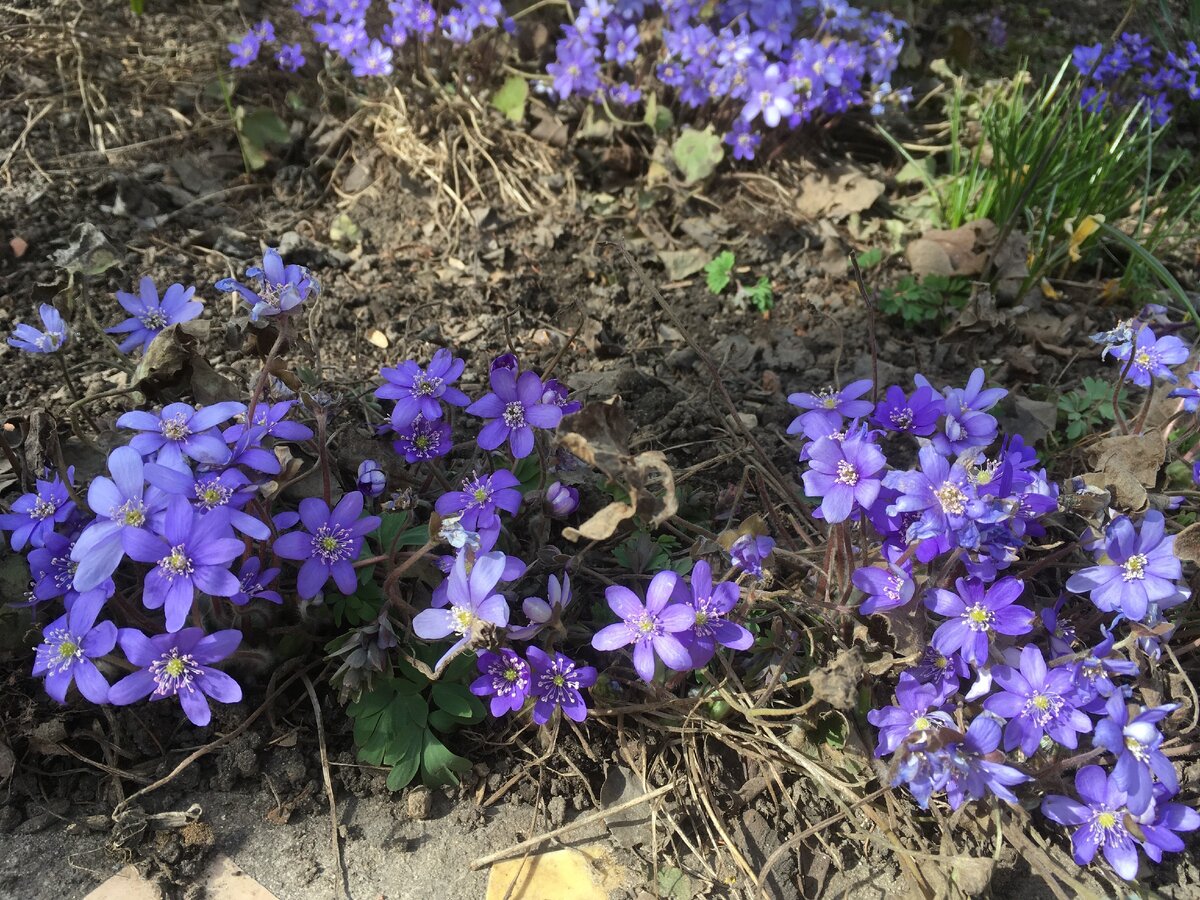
xmin=808 ymin=647 xmax=863 ymax=710
xmin=906 ymin=219 xmax=997 ymax=278
xmin=942 ymin=288 xmax=1015 ymax=341
xmin=1088 ymin=432 xmax=1165 ymax=488
xmin=559 ymin=401 xmax=678 ymax=542
xmin=134 ymin=321 xmax=241 ymax=405
xmin=367 ymin=328 xmax=389 ymax=349
xmin=1067 ymin=214 xmax=1105 ymax=262
xmin=657 ymin=248 xmax=708 ymax=281
xmin=1079 ymin=470 xmax=1148 ymax=513
xmin=795 ymin=165 xmax=884 ymax=220
xmin=1002 ymin=396 xmax=1057 ymax=445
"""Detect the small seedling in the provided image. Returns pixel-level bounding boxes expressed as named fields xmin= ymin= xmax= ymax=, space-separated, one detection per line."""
xmin=705 ymin=251 xmax=774 ymax=314
xmin=1057 ymin=377 xmax=1125 ymax=441
xmin=877 ymin=274 xmax=970 ymax=325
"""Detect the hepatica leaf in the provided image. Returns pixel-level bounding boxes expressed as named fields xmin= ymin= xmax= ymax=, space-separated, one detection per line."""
xmin=672 ymin=127 xmax=724 ymax=185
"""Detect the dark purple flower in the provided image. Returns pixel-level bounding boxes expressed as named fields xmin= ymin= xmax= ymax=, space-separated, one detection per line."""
xmin=852 ymin=546 xmax=915 ymax=614
xmin=541 ymin=378 xmax=582 ymax=416
xmin=592 ymin=571 xmax=695 ymax=682
xmin=1066 ymin=511 xmax=1183 ymax=622
xmin=527 ymin=646 xmax=596 ymax=724
xmin=224 ymin=400 xmax=313 ymax=444
xmin=942 ymin=715 xmax=1029 ymax=809
xmin=122 ymin=498 xmax=243 ymax=632
xmin=108 ymin=627 xmax=242 ymax=727
xmin=866 ymin=672 xmax=955 ymax=757
xmin=71 ymin=447 xmax=167 ymax=590
xmin=730 ymin=533 xmax=774 ymax=578
xmin=392 ymin=415 xmax=452 ymax=463
xmin=910 ymin=646 xmax=971 ymax=696
xmin=0 ymin=467 xmax=75 ymax=551
xmin=377 ymin=349 xmax=470 ymax=429
xmin=1136 ymin=783 xmax=1200 ymax=865
xmin=467 ymin=369 xmax=563 ymax=459
xmin=883 ymin=444 xmax=987 ymax=549
xmin=214 ymin=248 xmax=317 ymax=322
xmin=1072 ymin=629 xmax=1139 ymax=708
xmin=672 ymin=560 xmax=753 ymax=667
xmin=983 ymin=645 xmax=1092 ymax=756
xmin=117 ymin=401 xmax=244 ymax=468
xmin=7 ymin=303 xmax=68 ymax=353
xmin=106 ymin=277 xmax=202 ymax=354
xmin=27 ymin=531 xmax=79 ymax=602
xmin=277 ymin=43 xmax=306 ymax=71
xmin=724 ymin=120 xmax=761 ymax=161
xmin=915 ymin=368 xmax=1006 ymax=455
xmin=1094 ymin=696 xmax=1178 ymax=815
xmin=434 ymin=469 xmax=521 ymax=532
xmin=144 ymin=462 xmax=269 ymax=540
xmin=871 ymin=384 xmax=941 ymax=435
xmin=490 ymin=353 xmax=519 ymax=373
xmin=412 ymin=551 xmax=510 ymax=668
xmin=273 ymin=492 xmax=380 ymax=600
xmin=229 ymin=557 xmax=282 ymax=606
xmin=1109 ymin=325 xmax=1188 ymax=387
xmin=470 ymin=648 xmax=531 ymax=717
xmin=544 ymin=482 xmax=579 ymax=518
xmin=927 ymin=577 xmax=1032 ymax=666
xmin=802 ymin=428 xmax=886 ymax=523
xmin=32 ymin=590 xmax=115 ymax=704
xmin=357 ymin=459 xmax=386 ymax=498
xmin=508 ymin=573 xmax=571 ymax=641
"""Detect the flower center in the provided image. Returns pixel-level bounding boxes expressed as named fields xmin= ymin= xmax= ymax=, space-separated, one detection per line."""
xmin=311 ymin=525 xmax=352 ymax=563
xmin=159 ymin=544 xmax=194 ymax=579
xmin=964 ymin=603 xmax=994 ymax=631
xmin=51 ymin=553 xmax=77 ymax=589
xmin=1125 ymin=735 xmax=1150 ymax=762
xmin=1122 ymin=553 xmax=1148 ymax=581
xmin=411 ymin=375 xmax=441 ymax=397
xmin=1023 ymin=691 xmax=1064 ymax=726
xmin=473 ymin=487 xmax=489 ymax=502
xmin=113 ymin=498 xmax=146 ymax=527
xmin=835 ymin=459 xmax=859 ymax=486
xmin=889 ymin=407 xmax=914 ymax=429
xmin=552 ymin=673 xmax=566 ymax=687
xmin=502 ymin=402 xmax=526 ymax=428
xmin=694 ymin=610 xmax=709 ymax=628
xmin=57 ymin=639 xmax=79 ymax=661
xmin=196 ymin=481 xmax=232 ymax=510
xmin=503 ymin=667 xmax=519 ymax=682
xmin=912 ymin=716 xmax=931 ymax=731
xmin=140 ymin=310 xmax=168 ymax=330
xmin=1096 ymin=811 xmax=1117 ymax=829
xmin=935 ymin=482 xmax=967 ymax=515
xmin=159 ymin=413 xmax=191 ymax=441
xmin=414 ymin=435 xmax=431 ymax=450
xmin=1134 ymin=350 xmax=1153 ymax=369
xmin=451 ymin=605 xmax=476 ymax=635
xmin=39 ymin=628 xmax=82 ymax=673
xmin=30 ymin=497 xmax=58 ymax=520
xmin=150 ymin=648 xmax=201 ymax=696
xmin=632 ymin=614 xmax=661 ymax=639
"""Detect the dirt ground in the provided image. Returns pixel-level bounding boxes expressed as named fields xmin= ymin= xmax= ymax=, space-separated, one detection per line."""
xmin=3 ymin=1 xmax=1200 ymax=899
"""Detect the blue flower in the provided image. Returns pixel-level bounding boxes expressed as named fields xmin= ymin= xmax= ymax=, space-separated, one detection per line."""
xmin=8 ymin=304 xmax=67 ymax=353
xmin=1093 ymin=696 xmax=1178 ymax=815
xmin=107 ymin=277 xmax=203 ymax=354
xmin=214 ymin=248 xmax=318 ymax=322
xmin=32 ymin=590 xmax=116 ymax=704
xmin=1066 ymin=511 xmax=1184 ymax=622
xmin=0 ymin=467 xmax=76 ymax=551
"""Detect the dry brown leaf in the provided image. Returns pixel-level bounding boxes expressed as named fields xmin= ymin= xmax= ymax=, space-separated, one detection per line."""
xmin=134 ymin=321 xmax=241 ymax=405
xmin=1173 ymin=522 xmax=1200 ymax=565
xmin=795 ymin=165 xmax=884 ymax=220
xmin=559 ymin=401 xmax=677 ymax=542
xmin=1079 ymin=470 xmax=1148 ymax=513
xmin=906 ymin=219 xmax=997 ymax=278
xmin=808 ymin=648 xmax=863 ymax=711
xmin=1088 ymin=432 xmax=1165 ymax=488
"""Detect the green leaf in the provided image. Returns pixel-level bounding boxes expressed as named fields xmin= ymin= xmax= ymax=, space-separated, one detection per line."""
xmin=428 ymin=709 xmax=460 ymax=733
xmin=374 ymin=511 xmax=411 ymax=552
xmin=658 ymin=867 xmax=696 ymax=900
xmin=396 ymin=692 xmax=429 ymax=729
xmin=382 ymin=721 xmax=423 ymax=768
xmin=744 ymin=276 xmax=774 ymax=313
xmin=643 ymin=94 xmax=674 ymax=134
xmin=421 ymin=732 xmax=471 ymax=787
xmin=241 ymin=109 xmax=290 ymax=147
xmin=491 ymin=76 xmax=528 ymax=123
xmin=671 ymin=127 xmax=724 ymax=185
xmin=703 ymin=251 xmax=735 ymax=294
xmin=130 ymin=0 xmax=145 ymax=13
xmin=856 ymin=247 xmax=884 ymax=269
xmin=431 ymin=682 xmax=476 ymax=719
xmin=387 ymin=745 xmax=422 ymax=791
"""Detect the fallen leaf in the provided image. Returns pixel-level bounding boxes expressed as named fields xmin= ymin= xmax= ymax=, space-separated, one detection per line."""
xmin=657 ymin=248 xmax=708 ymax=281
xmin=1173 ymin=522 xmax=1200 ymax=564
xmin=1088 ymin=432 xmax=1165 ymax=489
xmin=906 ymin=219 xmax=997 ymax=278
xmin=808 ymin=647 xmax=863 ymax=711
xmin=367 ymin=329 xmax=389 ymax=349
xmin=1067 ymin=214 xmax=1105 ymax=262
xmin=795 ymin=165 xmax=884 ymax=220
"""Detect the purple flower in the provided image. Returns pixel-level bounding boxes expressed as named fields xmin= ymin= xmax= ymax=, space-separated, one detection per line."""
xmin=919 ymin=368 xmax=1006 ymax=455
xmin=434 ymin=469 xmax=522 ymax=532
xmin=277 ymin=43 xmax=306 ymax=72
xmin=742 ymin=63 xmax=797 ymax=127
xmin=1094 ymin=696 xmax=1178 ymax=815
xmin=527 ymin=647 xmax=596 ymax=724
xmin=106 ymin=277 xmax=202 ymax=354
xmin=376 ymin=349 xmax=470 ymax=428
xmin=214 ymin=248 xmax=317 ymax=322
xmin=70 ymin=447 xmax=168 ymax=590
xmin=229 ymin=557 xmax=283 ymax=606
xmin=541 ymin=378 xmax=582 ymax=416
xmin=910 ymin=646 xmax=971 ymax=696
xmin=883 ymin=444 xmax=985 ymax=549
xmin=927 ymin=577 xmax=1033 ymax=666
xmin=228 ymin=34 xmax=260 ymax=68
xmin=802 ymin=429 xmax=886 ymax=523
xmin=1066 ymin=511 xmax=1183 ymax=622
xmin=544 ymin=482 xmax=579 ymax=518
xmin=1136 ymin=783 xmax=1200 ymax=865
xmin=547 ymin=34 xmax=602 ymax=99
xmin=143 ymin=462 xmax=269 ymax=541
xmin=273 ymin=492 xmax=380 ymax=600
xmin=730 ymin=533 xmax=774 ymax=578
xmin=866 ymin=672 xmax=955 ymax=757
xmin=509 ymin=573 xmax=572 ymax=641
xmin=467 ymin=368 xmax=563 ymax=459
xmin=7 ymin=303 xmax=67 ymax=354
xmin=983 ymin=645 xmax=1093 ymax=756
xmin=225 ymin=399 xmax=313 ymax=445
xmin=672 ymin=560 xmax=753 ymax=667
xmin=604 ymin=21 xmax=639 ymax=64
xmin=32 ymin=591 xmax=116 ymax=704
xmin=470 ymin=648 xmax=531 ymax=717
xmin=1072 ymin=629 xmax=1139 ymax=707
xmin=1109 ymin=325 xmax=1188 ymax=387
xmin=852 ymin=546 xmax=914 ymax=614
xmin=592 ymin=571 xmax=695 ymax=682
xmin=251 ymin=19 xmax=275 ymax=42
xmin=357 ymin=459 xmax=386 ymax=498
xmin=350 ymin=39 xmax=394 ymax=77
xmin=392 ymin=415 xmax=452 ymax=463
xmin=0 ymin=467 xmax=75 ymax=552
xmin=108 ymin=627 xmax=242 ymax=727
xmin=27 ymin=531 xmax=80 ymax=603
xmin=942 ymin=715 xmax=1030 ymax=809
xmin=871 ymin=384 xmax=941 ymax=435
xmin=117 ymin=401 xmax=245 ymax=468
xmin=412 ymin=551 xmax=510 ymax=668
xmin=1042 ymin=765 xmax=1160 ymax=881
xmin=787 ymin=379 xmax=873 ymax=431
xmin=122 ymin=498 xmax=243 ymax=632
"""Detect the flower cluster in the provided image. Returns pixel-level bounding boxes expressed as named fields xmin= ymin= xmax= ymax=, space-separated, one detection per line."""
xmin=811 ymin=335 xmax=1199 ymax=881
xmin=226 ymin=1 xmax=910 ymax=162
xmin=1072 ymin=31 xmax=1200 ymax=125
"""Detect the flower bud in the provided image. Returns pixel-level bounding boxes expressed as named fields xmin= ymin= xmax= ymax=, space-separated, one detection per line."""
xmin=356 ymin=459 xmax=386 ymax=498
xmin=545 ymin=482 xmax=579 ymax=518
